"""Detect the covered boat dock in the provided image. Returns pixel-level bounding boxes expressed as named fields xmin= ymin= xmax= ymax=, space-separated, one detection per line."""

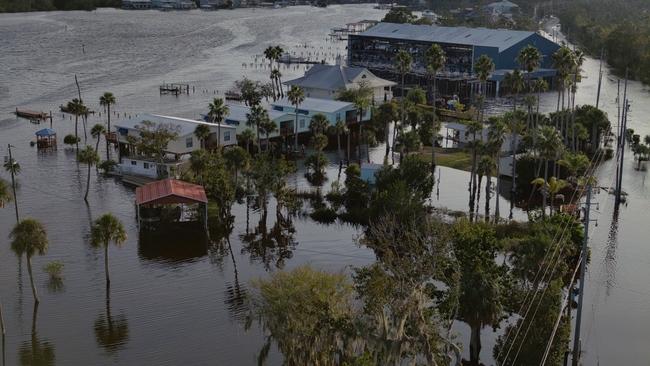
xmin=135 ymin=179 xmax=208 ymax=232
xmin=35 ymin=128 xmax=57 ymax=149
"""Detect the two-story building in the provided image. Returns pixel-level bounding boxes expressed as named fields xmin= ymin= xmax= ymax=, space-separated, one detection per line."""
xmin=284 ymin=64 xmax=395 ymax=102
xmin=114 ymin=114 xmax=236 ymax=179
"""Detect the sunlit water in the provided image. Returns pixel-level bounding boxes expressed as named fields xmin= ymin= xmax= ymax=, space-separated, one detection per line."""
xmin=0 ymin=8 xmax=648 ymax=364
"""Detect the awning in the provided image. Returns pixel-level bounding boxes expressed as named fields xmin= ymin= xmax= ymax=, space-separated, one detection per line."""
xmin=35 ymin=128 xmax=56 ymax=137
xmin=136 ymin=179 xmax=208 ymax=206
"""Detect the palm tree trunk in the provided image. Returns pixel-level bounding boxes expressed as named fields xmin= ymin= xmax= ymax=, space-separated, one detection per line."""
xmin=75 ymin=115 xmax=79 ymax=152
xmin=476 ymin=174 xmax=483 ymax=215
xmin=27 ymin=256 xmax=39 ymax=304
xmin=216 ymin=117 xmax=221 ymax=149
xmin=256 ymin=123 xmax=261 ymax=154
xmin=485 ymin=172 xmax=491 ymax=221
xmin=266 ymin=132 xmax=270 ymax=153
xmin=337 ymin=133 xmax=342 ymax=161
xmin=347 ymin=129 xmax=351 ymax=162
xmin=84 ymin=163 xmax=91 ymax=202
xmin=104 ymin=245 xmax=110 ymax=287
xmin=432 ymin=77 xmax=437 ymax=171
xmin=0 ymin=297 xmax=5 ymax=335
xmin=106 ymin=104 xmax=111 ymax=161
xmin=469 ymin=324 xmax=481 ymax=365
xmin=511 ymin=132 xmax=517 ymax=200
xmin=542 ymin=160 xmax=549 ymax=217
xmin=495 ymin=158 xmax=501 ymax=223
xmin=294 ymin=107 xmax=299 ymax=152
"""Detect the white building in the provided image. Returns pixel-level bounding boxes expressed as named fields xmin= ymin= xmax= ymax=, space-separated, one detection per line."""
xmin=224 ymin=97 xmax=370 ymax=139
xmin=114 ymin=114 xmax=236 ymax=179
xmin=284 ymin=65 xmax=396 ymax=102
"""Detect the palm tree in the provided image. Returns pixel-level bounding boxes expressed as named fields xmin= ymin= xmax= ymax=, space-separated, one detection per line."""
xmin=99 ymin=92 xmax=116 ymax=160
xmin=194 ymin=124 xmax=211 ymax=150
xmin=10 ymin=219 xmax=49 ymax=303
xmin=466 ymin=120 xmax=484 ymax=218
xmin=271 ymin=69 xmax=282 ymax=100
xmin=264 ymin=46 xmax=279 ymax=99
xmin=476 ymin=155 xmax=493 ymax=214
xmin=274 ymin=46 xmax=285 ymax=97
xmin=309 ymin=113 xmax=329 ymax=135
xmin=504 ymin=111 xmax=525 ymax=204
xmin=78 ymin=146 xmax=99 ymax=203
xmin=488 ymin=118 xmax=507 ymax=222
xmin=558 ymin=151 xmax=590 ymax=184
xmin=474 ymin=55 xmax=495 ymax=123
xmin=287 ymin=85 xmax=305 ymax=152
xmin=67 ymin=98 xmax=86 ymax=153
xmin=246 ymin=104 xmax=268 ymax=154
xmin=240 ymin=128 xmax=255 ymax=154
xmin=208 ymin=98 xmax=229 ymax=149
xmin=536 ymin=126 xmax=564 ymax=216
xmin=260 ymin=119 xmax=278 ymax=152
xmin=91 ymin=124 xmax=106 ymax=154
xmin=503 ymin=70 xmax=525 ymax=112
xmin=90 ymin=214 xmax=127 ymax=287
xmin=329 ymin=118 xmax=347 ymax=160
xmin=531 ymin=177 xmax=568 ymax=215
xmin=425 ymin=44 xmax=446 ymax=170
xmin=395 ymin=50 xmax=413 ymax=153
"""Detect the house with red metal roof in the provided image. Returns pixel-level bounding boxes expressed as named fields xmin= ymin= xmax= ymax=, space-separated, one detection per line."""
xmin=135 ymin=179 xmax=208 ymax=231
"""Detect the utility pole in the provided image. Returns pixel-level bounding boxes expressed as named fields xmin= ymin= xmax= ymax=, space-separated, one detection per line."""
xmin=7 ymin=144 xmax=19 ymax=223
xmin=595 ymin=48 xmax=604 ymax=109
xmin=615 ymin=72 xmax=629 ymax=207
xmin=572 ymin=184 xmax=594 ymax=366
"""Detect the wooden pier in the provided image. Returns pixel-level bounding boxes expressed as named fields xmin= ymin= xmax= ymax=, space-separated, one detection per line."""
xmin=160 ymin=83 xmax=190 ymax=96
xmin=15 ymin=108 xmax=49 ymax=120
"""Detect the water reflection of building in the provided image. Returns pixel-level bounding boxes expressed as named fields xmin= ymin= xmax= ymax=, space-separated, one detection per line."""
xmin=348 ymin=22 xmax=560 ymax=101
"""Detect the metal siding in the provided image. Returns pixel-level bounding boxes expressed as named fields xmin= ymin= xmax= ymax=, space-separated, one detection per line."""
xmin=498 ymin=33 xmax=561 ymax=70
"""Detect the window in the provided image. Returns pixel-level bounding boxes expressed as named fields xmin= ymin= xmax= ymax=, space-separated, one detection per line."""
xmin=143 ymin=163 xmax=149 ymax=169
xmin=299 ymin=119 xmax=305 ymax=128
xmin=186 ymin=137 xmax=193 ymax=148
xmin=130 ymin=160 xmax=137 ymax=166
xmin=336 ymin=113 xmax=341 ymax=121
xmin=273 ymin=105 xmax=283 ymax=112
xmin=224 ymin=131 xmax=231 ymax=141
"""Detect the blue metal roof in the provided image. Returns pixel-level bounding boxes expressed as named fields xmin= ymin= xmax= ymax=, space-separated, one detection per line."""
xmin=35 ymin=128 xmax=56 ymax=137
xmin=358 ymin=22 xmax=536 ymax=52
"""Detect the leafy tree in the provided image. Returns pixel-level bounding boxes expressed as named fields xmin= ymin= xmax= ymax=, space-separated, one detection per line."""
xmin=90 ymin=213 xmax=126 ymax=287
xmin=99 ymin=92 xmax=116 ymax=160
xmin=132 ymin=120 xmax=180 ymax=167
xmin=10 ymin=219 xmax=49 ymax=303
xmin=381 ymin=7 xmax=417 ymax=23
xmin=452 ymin=219 xmax=504 ymax=365
xmin=63 ymin=134 xmax=80 ymax=147
xmin=77 ymin=146 xmax=99 ymax=203
xmin=251 ymin=266 xmax=354 ymax=365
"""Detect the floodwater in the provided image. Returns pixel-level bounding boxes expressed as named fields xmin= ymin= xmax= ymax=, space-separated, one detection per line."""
xmin=0 ymin=8 xmax=648 ymax=365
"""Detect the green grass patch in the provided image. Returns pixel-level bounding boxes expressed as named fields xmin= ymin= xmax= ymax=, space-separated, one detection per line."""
xmin=418 ymin=147 xmax=473 ymax=172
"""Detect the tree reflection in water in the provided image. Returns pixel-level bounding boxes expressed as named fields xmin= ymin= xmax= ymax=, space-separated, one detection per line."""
xmin=94 ymin=287 xmax=129 ymax=355
xmin=240 ymin=198 xmax=296 ymax=271
xmin=18 ymin=304 xmax=55 ymax=366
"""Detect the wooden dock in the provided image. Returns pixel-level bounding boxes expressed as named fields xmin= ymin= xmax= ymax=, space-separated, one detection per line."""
xmin=160 ymin=83 xmax=190 ymax=96
xmin=15 ymin=108 xmax=49 ymax=120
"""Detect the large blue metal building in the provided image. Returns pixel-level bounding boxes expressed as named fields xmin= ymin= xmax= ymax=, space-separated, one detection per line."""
xmin=347 ymin=22 xmax=561 ymax=98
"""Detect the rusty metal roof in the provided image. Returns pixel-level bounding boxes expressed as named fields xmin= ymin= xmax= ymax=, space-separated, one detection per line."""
xmin=135 ymin=179 xmax=207 ymax=206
